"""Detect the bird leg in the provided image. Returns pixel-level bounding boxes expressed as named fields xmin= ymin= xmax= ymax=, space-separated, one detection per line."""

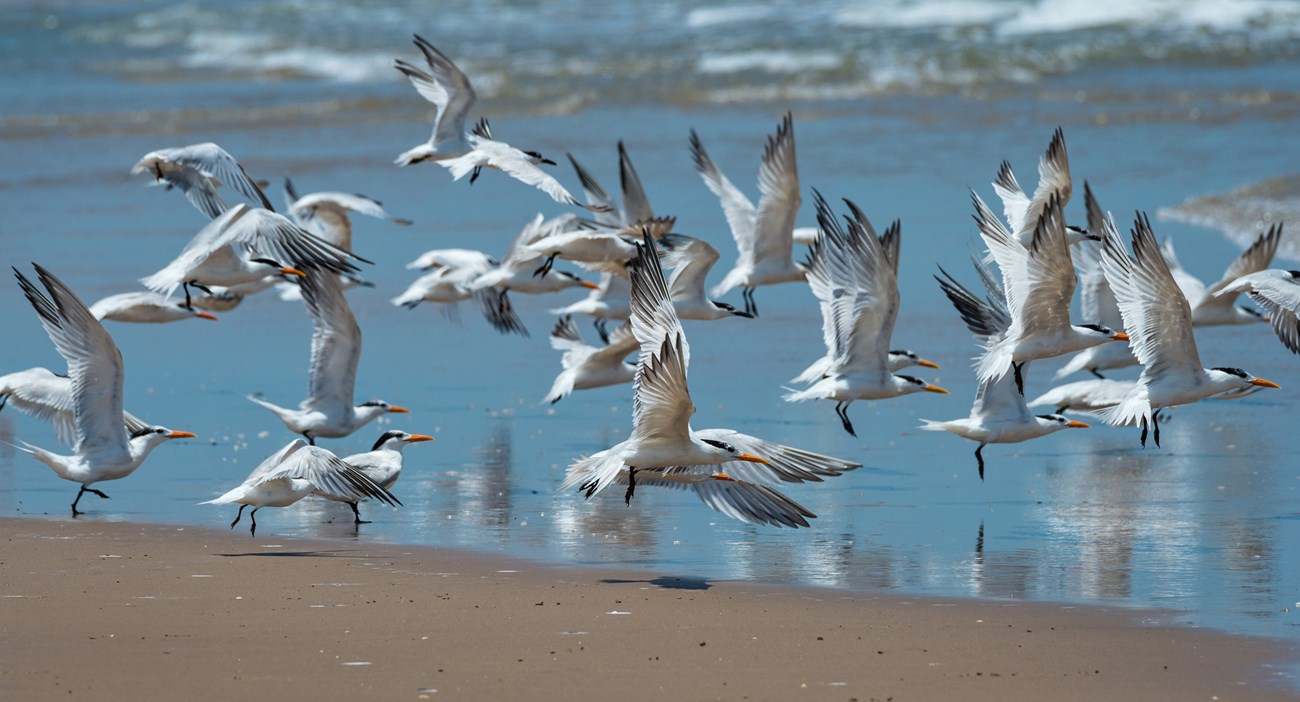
xmin=249 ymin=508 xmax=259 ymax=537
xmin=0 ymin=393 xmax=7 ymax=412
xmin=834 ymin=402 xmax=857 ymax=437
xmin=594 ymin=318 xmax=610 ymax=345
xmin=303 ymin=431 xmax=316 ymax=446
xmin=469 ymin=166 xmax=483 ymax=185
xmin=533 ymin=254 xmax=557 ymax=278
xmin=742 ymin=287 xmax=758 ymax=318
xmin=624 ymin=467 xmax=638 ymax=506
xmin=1013 ymin=362 xmax=1025 ymax=395
xmin=1089 ymin=369 xmax=1107 ymax=380
xmin=1139 ymin=417 xmax=1149 ymax=447
xmin=182 ymin=281 xmax=195 ymax=310
xmin=70 ymin=485 xmax=110 ymax=517
xmin=349 ymin=502 xmax=370 ymax=526
xmin=975 ymin=443 xmax=986 ymax=481
xmin=230 ymin=504 xmax=246 ymax=530
xmin=1055 ymin=404 xmax=1069 ymax=414
xmin=1152 ymin=409 xmax=1162 ymax=448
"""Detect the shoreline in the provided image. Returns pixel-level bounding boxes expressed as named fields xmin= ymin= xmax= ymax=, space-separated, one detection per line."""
xmin=2 ymin=516 xmax=1295 ymax=701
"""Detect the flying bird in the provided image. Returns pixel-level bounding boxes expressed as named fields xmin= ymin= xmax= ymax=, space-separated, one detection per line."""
xmin=560 ymin=231 xmax=859 ymax=527
xmin=131 ymin=142 xmax=272 ymax=218
xmin=691 ymin=113 xmax=804 ymax=317
xmin=393 ymin=34 xmax=604 ymax=212
xmin=1097 ymin=213 xmax=1280 ymax=446
xmin=543 ymin=315 xmax=639 ymax=404
xmin=783 ymin=193 xmax=948 ymax=436
xmin=248 ymin=269 xmax=409 ymax=444
xmin=1161 ymin=223 xmax=1281 ymax=327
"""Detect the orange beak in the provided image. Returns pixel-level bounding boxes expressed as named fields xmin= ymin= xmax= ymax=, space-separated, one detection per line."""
xmin=1112 ymin=332 xmax=1130 ymax=341
xmin=404 ymin=434 xmax=435 ymax=443
xmin=580 ymin=280 xmax=601 ymax=290
xmin=1250 ymin=378 xmax=1281 ymax=389
xmin=735 ymin=452 xmax=770 ymax=465
xmin=924 ymin=385 xmax=950 ymax=394
xmin=195 ymin=311 xmax=219 ymax=321
xmin=711 ymin=473 xmax=736 ymax=482
xmin=280 ymin=267 xmax=306 ymax=277
xmin=1066 ymin=420 xmax=1090 ymax=428
xmin=387 ymin=405 xmax=411 ymax=414
xmin=917 ymin=359 xmax=940 ymax=369
xmin=167 ymin=430 xmax=198 ymax=439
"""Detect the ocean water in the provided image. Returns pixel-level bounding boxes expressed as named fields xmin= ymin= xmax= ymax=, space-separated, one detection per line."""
xmin=4 ymin=0 xmax=1300 ymax=652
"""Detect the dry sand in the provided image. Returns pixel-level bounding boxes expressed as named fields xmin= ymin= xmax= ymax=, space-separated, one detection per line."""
xmin=1 ymin=517 xmax=1294 ymax=701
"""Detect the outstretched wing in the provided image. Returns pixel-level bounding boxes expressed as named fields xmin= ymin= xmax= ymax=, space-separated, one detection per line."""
xmin=627 ymin=231 xmax=694 ymax=444
xmin=297 ymin=270 xmax=361 ymax=414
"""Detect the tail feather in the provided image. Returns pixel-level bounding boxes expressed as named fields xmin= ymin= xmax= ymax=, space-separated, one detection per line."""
xmin=781 ymin=384 xmax=826 ymax=403
xmin=790 ymin=356 xmax=831 ymax=385
xmin=975 ymin=339 xmax=1014 ymax=384
xmin=559 ymin=449 xmax=622 ymax=496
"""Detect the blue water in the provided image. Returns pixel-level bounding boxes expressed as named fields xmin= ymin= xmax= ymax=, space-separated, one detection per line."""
xmin=4 ymin=0 xmax=1300 ymax=648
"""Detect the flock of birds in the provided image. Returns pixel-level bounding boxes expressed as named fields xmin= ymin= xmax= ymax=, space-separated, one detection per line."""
xmin=4 ymin=34 xmax=1300 ymax=535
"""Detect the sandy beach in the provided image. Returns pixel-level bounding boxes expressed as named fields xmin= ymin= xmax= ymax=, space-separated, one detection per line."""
xmin=1 ymin=517 xmax=1292 ymax=701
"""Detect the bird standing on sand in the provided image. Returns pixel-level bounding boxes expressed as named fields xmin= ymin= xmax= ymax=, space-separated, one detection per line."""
xmin=248 ymin=269 xmax=410 ymax=444
xmin=9 ymin=265 xmax=195 ymax=516
xmin=561 ymin=231 xmax=860 ymax=527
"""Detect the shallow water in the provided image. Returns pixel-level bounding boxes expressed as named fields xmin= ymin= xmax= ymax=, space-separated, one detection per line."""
xmin=4 ymin=0 xmax=1300 ymax=646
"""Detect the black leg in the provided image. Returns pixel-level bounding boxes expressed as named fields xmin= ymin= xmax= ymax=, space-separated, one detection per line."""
xmin=182 ymin=282 xmax=195 ymax=311
xmin=1139 ymin=417 xmax=1148 ymax=448
xmin=533 ymin=254 xmax=557 ymax=278
xmin=1089 ymin=368 xmax=1106 ymax=380
xmin=71 ymin=485 xmax=88 ymax=517
xmin=1152 ymin=409 xmax=1162 ymax=448
xmin=594 ymin=318 xmax=609 ymax=345
xmin=834 ymin=402 xmax=856 ymax=437
xmin=0 ymin=393 xmax=8 ymax=412
xmin=976 ymin=443 xmax=986 ymax=481
xmin=230 ymin=504 xmax=246 ymax=530
xmin=1013 ymin=362 xmax=1025 ymax=396
xmin=303 ymin=432 xmax=315 ymax=446
xmin=743 ymin=287 xmax=758 ymax=318
xmin=249 ymin=508 xmax=259 ymax=537
xmin=469 ymin=166 xmax=482 ymax=184
xmin=624 ymin=467 xmax=637 ymax=506
xmin=349 ymin=502 xmax=370 ymax=526
xmin=1056 ymin=404 xmax=1069 ymax=414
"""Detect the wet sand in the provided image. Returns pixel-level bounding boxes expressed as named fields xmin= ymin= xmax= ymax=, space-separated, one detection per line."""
xmin=1 ymin=517 xmax=1293 ymax=701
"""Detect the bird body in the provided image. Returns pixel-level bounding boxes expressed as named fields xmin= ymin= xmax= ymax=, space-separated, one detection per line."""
xmin=544 ymin=316 xmax=639 ymax=404
xmin=1217 ymin=264 xmax=1300 ymax=353
xmin=89 ymin=291 xmax=219 ymax=324
xmin=131 ymin=142 xmax=272 ymax=218
xmin=1162 ymin=224 xmax=1280 ymax=327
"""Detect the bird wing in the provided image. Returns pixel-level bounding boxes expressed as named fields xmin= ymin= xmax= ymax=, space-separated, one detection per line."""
xmin=227 ymin=207 xmax=366 ymax=274
xmin=991 ymin=160 xmax=1031 ymax=237
xmin=840 ymin=208 xmax=900 ymax=374
xmin=259 ymin=444 xmax=400 ymax=506
xmin=15 ymin=266 xmax=129 ymax=460
xmin=627 ymin=231 xmax=695 ymax=444
xmin=618 ymin=141 xmax=654 ymax=225
xmin=566 ymin=154 xmax=621 ymax=227
xmin=0 ymin=367 xmax=78 ymax=445
xmin=296 ymin=269 xmax=361 ymax=414
xmin=1020 ymin=127 xmax=1072 ymax=240
xmin=589 ymin=321 xmax=639 ymax=364
xmin=1200 ymin=223 xmax=1282 ymax=311
xmin=659 ymin=233 xmax=721 ymax=302
xmin=750 ymin=113 xmax=801 ymax=272
xmin=689 ymin=130 xmax=757 ymax=263
xmin=690 ymin=428 xmax=862 ymax=486
xmin=614 ymin=471 xmax=816 ymax=528
xmin=934 ymin=265 xmax=1010 ymax=346
xmin=969 ymin=364 xmax=1034 ymax=422
xmin=981 ymin=191 xmax=1075 ymax=338
xmin=1158 ymin=237 xmax=1207 ymax=305
xmin=1220 ymin=269 xmax=1300 ymax=354
xmin=1100 ymin=212 xmax=1203 ymax=380
xmin=1077 ymin=183 xmax=1125 ymax=329
xmin=407 ymin=34 xmax=476 ymax=147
